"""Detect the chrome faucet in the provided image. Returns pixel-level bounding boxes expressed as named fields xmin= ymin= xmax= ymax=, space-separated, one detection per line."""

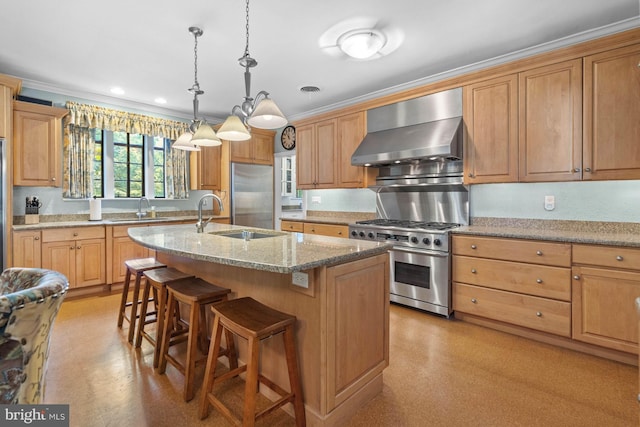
xmin=196 ymin=193 xmax=223 ymax=233
xmin=137 ymin=197 xmax=151 ymax=219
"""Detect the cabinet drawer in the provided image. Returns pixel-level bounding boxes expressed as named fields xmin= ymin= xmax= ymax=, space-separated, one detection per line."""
xmin=573 ymin=244 xmax=640 ymax=272
xmin=303 ymin=222 xmax=348 ymax=238
xmin=281 ymin=220 xmax=304 ymax=232
xmin=453 ymin=283 xmax=571 ymax=337
xmin=42 ymin=226 xmax=105 ymax=242
xmin=453 ymin=256 xmax=571 ymax=301
xmin=452 ymin=235 xmax=571 ymax=267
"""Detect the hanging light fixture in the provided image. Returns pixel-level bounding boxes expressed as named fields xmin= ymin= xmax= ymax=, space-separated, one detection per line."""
xmin=173 ymin=26 xmax=220 ymax=150
xmin=218 ymin=0 xmax=287 ymax=141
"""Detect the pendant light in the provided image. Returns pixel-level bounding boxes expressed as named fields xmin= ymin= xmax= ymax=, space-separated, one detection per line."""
xmin=173 ymin=26 xmax=220 ymax=150
xmin=218 ymin=0 xmax=287 ymax=141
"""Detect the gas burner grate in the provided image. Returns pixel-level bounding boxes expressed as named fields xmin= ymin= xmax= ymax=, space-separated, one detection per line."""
xmin=355 ymin=219 xmax=460 ymax=231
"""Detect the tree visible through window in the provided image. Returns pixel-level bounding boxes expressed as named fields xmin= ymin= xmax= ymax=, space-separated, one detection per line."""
xmin=153 ymin=137 xmax=166 ymax=198
xmin=93 ymin=129 xmax=104 ymax=197
xmin=113 ymin=132 xmax=144 ymax=198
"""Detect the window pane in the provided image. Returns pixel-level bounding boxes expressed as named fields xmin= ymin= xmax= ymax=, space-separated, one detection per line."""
xmin=114 ymin=181 xmax=127 ymax=198
xmin=154 ymin=182 xmax=165 ymax=197
xmin=130 ymin=134 xmax=143 ymax=146
xmin=130 ymin=165 xmax=143 ymax=182
xmin=113 ymin=146 xmax=127 ymax=163
xmin=129 ymin=147 xmax=143 ymax=165
xmin=113 ymin=131 xmax=127 ymax=143
xmin=129 ymin=181 xmax=143 ymax=197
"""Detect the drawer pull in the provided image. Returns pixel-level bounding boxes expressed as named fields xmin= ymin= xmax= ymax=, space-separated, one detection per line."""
xmin=573 ymin=275 xmax=580 ymax=280
xmin=471 ymin=269 xmax=477 ymax=274
xmin=471 ymin=244 xmax=477 ymax=250
xmin=69 ymin=246 xmax=74 ymax=250
xmin=471 ymin=298 xmax=477 ymax=304
xmin=536 ymin=311 xmax=543 ymax=317
xmin=73 ymin=232 xmax=78 ymax=237
xmin=536 ymin=278 xmax=543 ymax=284
xmin=34 ymin=237 xmax=40 ymax=240
xmin=616 ymin=255 xmax=623 ymax=261
xmin=536 ymin=250 xmax=543 ymax=256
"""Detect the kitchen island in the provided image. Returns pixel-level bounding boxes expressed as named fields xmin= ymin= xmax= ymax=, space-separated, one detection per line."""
xmin=128 ymin=223 xmax=392 ymax=426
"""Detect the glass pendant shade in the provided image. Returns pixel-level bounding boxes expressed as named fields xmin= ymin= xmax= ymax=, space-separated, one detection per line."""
xmin=191 ymin=122 xmax=221 ymax=146
xmin=172 ymin=131 xmax=201 ymax=151
xmin=247 ymin=98 xmax=287 ymax=129
xmin=217 ymin=115 xmax=251 ymax=141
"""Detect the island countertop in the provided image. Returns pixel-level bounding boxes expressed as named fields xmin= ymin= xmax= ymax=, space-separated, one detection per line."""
xmin=128 ymin=222 xmax=392 ymax=274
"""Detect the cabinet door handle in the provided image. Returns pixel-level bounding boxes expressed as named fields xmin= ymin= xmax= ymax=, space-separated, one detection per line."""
xmin=536 ymin=311 xmax=543 ymax=317
xmin=573 ymin=275 xmax=580 ymax=280
xmin=536 ymin=278 xmax=543 ymax=284
xmin=616 ymin=255 xmax=623 ymax=261
xmin=471 ymin=269 xmax=477 ymax=274
xmin=584 ymin=167 xmax=591 ymax=172
xmin=34 ymin=236 xmax=40 ymax=240
xmin=471 ymin=244 xmax=477 ymax=249
xmin=471 ymin=298 xmax=477 ymax=304
xmin=573 ymin=168 xmax=580 ymax=173
xmin=536 ymin=250 xmax=543 ymax=256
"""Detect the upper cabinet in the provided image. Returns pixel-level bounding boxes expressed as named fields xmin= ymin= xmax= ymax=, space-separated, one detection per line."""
xmin=194 ymin=144 xmax=222 ymax=191
xmin=229 ymin=128 xmax=274 ymax=165
xmin=0 ymin=86 xmax=10 ymax=139
xmin=13 ymin=101 xmax=68 ymax=187
xmin=583 ymin=43 xmax=640 ymax=181
xmin=463 ymin=74 xmax=519 ymax=183
xmin=296 ymin=111 xmax=372 ymax=190
xmin=518 ymin=59 xmax=583 ymax=182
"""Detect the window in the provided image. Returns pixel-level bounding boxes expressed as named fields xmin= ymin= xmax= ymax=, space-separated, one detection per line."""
xmin=92 ymin=131 xmax=169 ymax=199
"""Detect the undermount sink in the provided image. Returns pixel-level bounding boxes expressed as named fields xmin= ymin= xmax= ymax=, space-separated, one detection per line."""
xmin=209 ymin=229 xmax=285 ymax=240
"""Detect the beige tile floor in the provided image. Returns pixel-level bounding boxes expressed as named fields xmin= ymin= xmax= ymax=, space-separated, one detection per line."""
xmin=45 ymin=293 xmax=637 ymax=426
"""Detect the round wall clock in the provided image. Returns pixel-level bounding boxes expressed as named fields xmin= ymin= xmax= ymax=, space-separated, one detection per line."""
xmin=281 ymin=125 xmax=296 ymax=150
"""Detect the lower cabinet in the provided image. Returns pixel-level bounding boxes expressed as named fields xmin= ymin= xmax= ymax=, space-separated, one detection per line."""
xmin=281 ymin=220 xmax=304 ymax=232
xmin=111 ymin=224 xmax=149 ymax=284
xmin=572 ymin=244 xmax=640 ymax=354
xmin=303 ymin=222 xmax=348 ymax=238
xmin=12 ymin=230 xmax=42 ymax=268
xmin=41 ymin=227 xmax=106 ymax=288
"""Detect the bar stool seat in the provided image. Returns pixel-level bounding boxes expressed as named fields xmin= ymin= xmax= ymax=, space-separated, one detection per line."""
xmin=158 ymin=278 xmax=234 ymax=402
xmin=199 ymin=297 xmax=306 ymax=427
xmin=116 ymin=257 xmax=166 ymax=344
xmin=135 ymin=267 xmax=194 ymax=368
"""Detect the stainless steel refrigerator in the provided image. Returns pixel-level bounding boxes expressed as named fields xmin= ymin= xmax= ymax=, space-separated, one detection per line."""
xmin=231 ymin=163 xmax=274 ymax=229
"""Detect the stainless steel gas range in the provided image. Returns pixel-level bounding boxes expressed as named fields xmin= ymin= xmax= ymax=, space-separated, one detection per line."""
xmin=349 ymin=87 xmax=468 ymax=317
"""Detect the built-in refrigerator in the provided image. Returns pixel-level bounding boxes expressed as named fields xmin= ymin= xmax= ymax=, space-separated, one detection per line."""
xmin=231 ymin=163 xmax=274 ymax=229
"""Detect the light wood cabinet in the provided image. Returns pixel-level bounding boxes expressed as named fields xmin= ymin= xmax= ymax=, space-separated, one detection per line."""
xmin=0 ymin=85 xmax=10 ymax=139
xmin=453 ymin=235 xmax=572 ymax=337
xmin=463 ymin=74 xmax=519 ymax=183
xmin=12 ymin=230 xmax=42 ymax=268
xmin=13 ymin=101 xmax=68 ymax=187
xmin=229 ymin=128 xmax=274 ymax=165
xmin=41 ymin=226 xmax=106 ymax=288
xmin=583 ymin=43 xmax=640 ymax=180
xmin=518 ymin=59 xmax=583 ymax=182
xmin=303 ymin=222 xmax=349 ymax=238
xmin=281 ymin=220 xmax=304 ymax=232
xmin=111 ymin=224 xmax=149 ymax=284
xmin=195 ymin=145 xmax=222 ymax=191
xmin=297 ymin=119 xmax=338 ymax=189
xmin=336 ymin=112 xmax=367 ymax=187
xmin=572 ymin=244 xmax=640 ymax=354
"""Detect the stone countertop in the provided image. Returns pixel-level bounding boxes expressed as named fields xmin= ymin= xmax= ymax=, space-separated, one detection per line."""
xmin=454 ymin=218 xmax=640 ymax=248
xmin=12 ymin=215 xmax=229 ymax=231
xmin=281 ymin=212 xmax=375 ymax=226
xmin=128 ymin=223 xmax=392 ymax=274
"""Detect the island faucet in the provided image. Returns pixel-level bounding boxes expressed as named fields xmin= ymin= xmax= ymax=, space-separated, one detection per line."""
xmin=196 ymin=193 xmax=223 ymax=233
xmin=137 ymin=196 xmax=151 ymax=219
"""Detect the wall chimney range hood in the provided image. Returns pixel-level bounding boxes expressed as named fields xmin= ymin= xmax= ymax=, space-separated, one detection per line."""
xmin=351 ymin=87 xmax=463 ymax=167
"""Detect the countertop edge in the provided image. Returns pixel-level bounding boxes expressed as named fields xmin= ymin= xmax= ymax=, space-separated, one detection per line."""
xmin=12 ymin=215 xmax=229 ymax=231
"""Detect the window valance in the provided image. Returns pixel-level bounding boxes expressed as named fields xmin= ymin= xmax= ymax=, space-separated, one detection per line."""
xmin=65 ymin=101 xmax=189 ymax=140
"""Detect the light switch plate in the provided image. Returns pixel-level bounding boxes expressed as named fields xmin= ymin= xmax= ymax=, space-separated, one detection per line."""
xmin=544 ymin=195 xmax=555 ymax=211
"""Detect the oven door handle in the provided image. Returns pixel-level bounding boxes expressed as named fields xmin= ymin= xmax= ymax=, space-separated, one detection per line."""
xmin=392 ymin=247 xmax=449 ymax=257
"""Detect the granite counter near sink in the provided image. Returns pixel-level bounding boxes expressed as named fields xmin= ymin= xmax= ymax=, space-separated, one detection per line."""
xmin=12 ymin=215 xmax=229 ymax=231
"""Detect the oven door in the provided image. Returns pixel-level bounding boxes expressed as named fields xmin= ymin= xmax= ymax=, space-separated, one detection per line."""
xmin=389 ymin=246 xmax=451 ymax=316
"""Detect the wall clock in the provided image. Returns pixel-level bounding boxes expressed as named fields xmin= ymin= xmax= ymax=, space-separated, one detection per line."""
xmin=281 ymin=125 xmax=296 ymax=150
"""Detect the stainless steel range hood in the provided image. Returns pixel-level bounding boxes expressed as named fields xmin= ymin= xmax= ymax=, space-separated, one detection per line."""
xmin=351 ymin=87 xmax=462 ymax=167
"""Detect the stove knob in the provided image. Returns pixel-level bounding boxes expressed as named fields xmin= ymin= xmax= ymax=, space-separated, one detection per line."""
xmin=367 ymin=232 xmax=375 ymax=239
xmin=359 ymin=231 xmax=365 ymax=238
xmin=433 ymin=238 xmax=442 ymax=246
xmin=410 ymin=236 xmax=419 ymax=244
xmin=422 ymin=237 xmax=431 ymax=245
xmin=351 ymin=230 xmax=358 ymax=237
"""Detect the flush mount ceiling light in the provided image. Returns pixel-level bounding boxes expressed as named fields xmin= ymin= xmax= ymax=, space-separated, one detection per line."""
xmin=173 ymin=26 xmax=220 ymax=151
xmin=218 ymin=0 xmax=287 ymax=141
xmin=337 ymin=29 xmax=386 ymax=59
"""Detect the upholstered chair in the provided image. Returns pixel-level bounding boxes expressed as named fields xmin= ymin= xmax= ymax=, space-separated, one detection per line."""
xmin=0 ymin=268 xmax=69 ymax=404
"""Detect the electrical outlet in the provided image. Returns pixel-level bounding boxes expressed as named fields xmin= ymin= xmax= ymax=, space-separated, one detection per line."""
xmin=311 ymin=196 xmax=321 ymax=204
xmin=544 ymin=195 xmax=555 ymax=211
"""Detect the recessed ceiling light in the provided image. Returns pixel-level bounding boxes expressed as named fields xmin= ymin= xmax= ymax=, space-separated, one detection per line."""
xmin=337 ymin=29 xmax=386 ymax=59
xmin=154 ymin=97 xmax=167 ymax=104
xmin=110 ymin=87 xmax=125 ymax=95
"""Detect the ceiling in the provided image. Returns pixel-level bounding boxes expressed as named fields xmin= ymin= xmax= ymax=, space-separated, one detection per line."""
xmin=1 ymin=0 xmax=638 ymax=124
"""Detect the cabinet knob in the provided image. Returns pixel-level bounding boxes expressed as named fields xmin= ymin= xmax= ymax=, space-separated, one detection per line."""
xmin=471 ymin=269 xmax=477 ymax=274
xmin=70 ymin=246 xmax=74 ymax=250
xmin=584 ymin=167 xmax=591 ymax=172
xmin=536 ymin=250 xmax=543 ymax=256
xmin=471 ymin=244 xmax=477 ymax=250
xmin=34 ymin=236 xmax=40 ymax=240
xmin=311 ymin=228 xmax=315 ymax=232
xmin=471 ymin=298 xmax=477 ymax=304
xmin=616 ymin=255 xmax=623 ymax=261
xmin=468 ymin=173 xmax=474 ymax=178
xmin=536 ymin=311 xmax=543 ymax=317
xmin=51 ymin=177 xmax=56 ymax=181
xmin=76 ymin=245 xmax=81 ymax=249
xmin=573 ymin=168 xmax=581 ymax=173
xmin=536 ymin=278 xmax=543 ymax=284
xmin=573 ymin=275 xmax=580 ymax=280
xmin=73 ymin=232 xmax=78 ymax=237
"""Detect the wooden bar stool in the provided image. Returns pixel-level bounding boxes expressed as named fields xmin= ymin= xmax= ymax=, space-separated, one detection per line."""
xmin=116 ymin=257 xmax=166 ymax=344
xmin=158 ymin=278 xmax=234 ymax=402
xmin=135 ymin=267 xmax=194 ymax=368
xmin=199 ymin=297 xmax=306 ymax=427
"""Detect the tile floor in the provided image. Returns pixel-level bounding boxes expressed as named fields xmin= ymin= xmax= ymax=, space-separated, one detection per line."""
xmin=44 ymin=293 xmax=637 ymax=426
